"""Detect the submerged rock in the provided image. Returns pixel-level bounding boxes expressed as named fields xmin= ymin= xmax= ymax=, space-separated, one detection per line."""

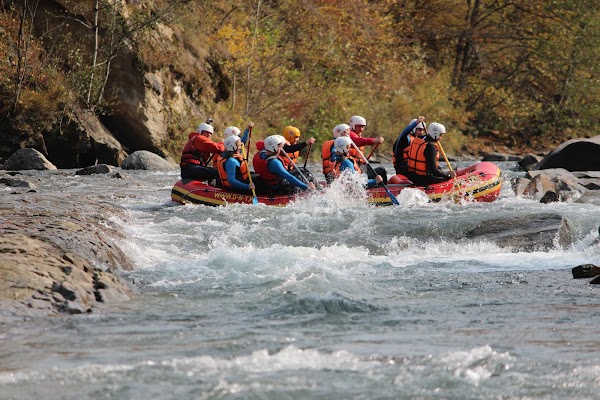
xmin=572 ymin=264 xmax=600 ymax=279
xmin=464 ymin=214 xmax=568 ymax=251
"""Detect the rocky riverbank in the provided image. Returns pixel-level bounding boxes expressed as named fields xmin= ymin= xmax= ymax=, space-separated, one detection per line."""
xmin=0 ymin=188 xmax=136 ymax=319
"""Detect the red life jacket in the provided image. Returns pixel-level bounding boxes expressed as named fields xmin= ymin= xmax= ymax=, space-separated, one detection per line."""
xmin=216 ymin=152 xmax=249 ymax=189
xmin=180 ymin=132 xmax=223 ymax=167
xmin=253 ymin=150 xmax=283 ymax=186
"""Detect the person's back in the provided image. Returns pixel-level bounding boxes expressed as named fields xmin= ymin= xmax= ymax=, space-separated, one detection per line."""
xmin=180 ymin=122 xmax=224 ymax=182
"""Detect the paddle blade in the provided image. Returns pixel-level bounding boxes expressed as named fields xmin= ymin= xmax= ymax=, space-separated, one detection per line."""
xmin=386 ymin=188 xmax=400 ymax=205
xmin=252 ymin=195 xmax=259 ymax=205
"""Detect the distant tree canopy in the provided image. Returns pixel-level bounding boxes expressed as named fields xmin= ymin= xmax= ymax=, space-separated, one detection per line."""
xmin=1 ymin=0 xmax=598 ymax=157
xmin=190 ymin=0 xmax=599 ymax=152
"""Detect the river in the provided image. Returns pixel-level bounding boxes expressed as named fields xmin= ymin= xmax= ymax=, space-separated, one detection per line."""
xmin=2 ymin=161 xmax=600 ymax=399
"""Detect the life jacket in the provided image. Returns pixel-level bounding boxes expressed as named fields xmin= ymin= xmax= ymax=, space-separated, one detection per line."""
xmin=216 ymin=152 xmax=249 ymax=190
xmin=284 ymin=140 xmax=299 ymax=170
xmin=253 ymin=150 xmax=284 ymax=186
xmin=392 ymin=136 xmax=412 ymax=170
xmin=180 ymin=132 xmax=211 ymax=167
xmin=351 ymin=130 xmax=366 ymax=155
xmin=333 ymin=155 xmax=361 ymax=178
xmin=321 ymin=139 xmax=335 ymax=176
xmin=406 ymin=137 xmax=439 ymax=176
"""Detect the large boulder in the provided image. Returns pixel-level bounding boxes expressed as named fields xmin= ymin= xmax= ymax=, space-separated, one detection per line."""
xmin=533 ymin=136 xmax=600 ymax=171
xmin=4 ymin=148 xmax=57 ymax=170
xmin=121 ymin=150 xmax=175 ymax=170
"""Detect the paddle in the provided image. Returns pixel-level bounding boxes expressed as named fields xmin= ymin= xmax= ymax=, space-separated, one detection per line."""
xmin=366 ymin=142 xmax=379 ymax=161
xmin=437 ymin=141 xmax=462 ymax=199
xmin=303 ymin=143 xmax=313 ymax=169
xmin=240 ymin=143 xmax=259 ymax=205
xmin=350 ymin=142 xmax=400 ymax=205
xmin=244 ymin=125 xmax=253 ymax=162
xmin=282 ymin=151 xmax=311 ymax=185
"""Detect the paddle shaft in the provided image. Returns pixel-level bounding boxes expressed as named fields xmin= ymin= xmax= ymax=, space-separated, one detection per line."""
xmin=366 ymin=142 xmax=379 ymax=161
xmin=282 ymin=151 xmax=310 ymax=184
xmin=303 ymin=143 xmax=313 ymax=169
xmin=350 ymin=142 xmax=399 ymax=205
xmin=244 ymin=126 xmax=253 ymax=162
xmin=437 ymin=141 xmax=461 ymax=195
xmin=240 ymin=144 xmax=258 ymax=201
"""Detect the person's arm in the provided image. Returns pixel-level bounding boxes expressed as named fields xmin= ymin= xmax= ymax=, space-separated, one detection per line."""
xmin=240 ymin=128 xmax=249 ymax=144
xmin=425 ymin=143 xmax=450 ymax=181
xmin=349 ymin=131 xmax=377 ymax=147
xmin=283 ymin=142 xmax=307 ymax=153
xmin=268 ymin=158 xmax=308 ymax=190
xmin=225 ymin=158 xmax=250 ymax=192
xmin=394 ymin=121 xmax=417 ymax=155
xmin=197 ymin=136 xmax=225 ymax=154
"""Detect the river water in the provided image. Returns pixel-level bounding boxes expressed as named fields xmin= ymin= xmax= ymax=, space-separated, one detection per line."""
xmin=2 ymin=162 xmax=600 ymax=399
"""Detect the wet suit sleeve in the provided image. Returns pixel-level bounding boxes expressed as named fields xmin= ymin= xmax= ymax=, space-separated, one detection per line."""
xmin=283 ymin=142 xmax=307 ymax=153
xmin=393 ymin=121 xmax=417 ymax=156
xmin=425 ymin=143 xmax=450 ymax=182
xmin=268 ymin=158 xmax=308 ymax=190
xmin=340 ymin=158 xmax=377 ymax=187
xmin=225 ymin=158 xmax=250 ymax=192
xmin=240 ymin=128 xmax=249 ymax=144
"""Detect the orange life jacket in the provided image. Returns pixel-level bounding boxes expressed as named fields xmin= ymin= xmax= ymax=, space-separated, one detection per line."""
xmin=285 ymin=140 xmax=299 ymax=169
xmin=333 ymin=155 xmax=361 ymax=178
xmin=253 ymin=150 xmax=284 ymax=186
xmin=406 ymin=137 xmax=439 ymax=176
xmin=216 ymin=152 xmax=249 ymax=189
xmin=321 ymin=139 xmax=335 ymax=175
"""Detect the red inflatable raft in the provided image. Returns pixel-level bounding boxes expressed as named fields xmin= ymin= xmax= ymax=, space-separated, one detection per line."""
xmin=171 ymin=162 xmax=502 ymax=206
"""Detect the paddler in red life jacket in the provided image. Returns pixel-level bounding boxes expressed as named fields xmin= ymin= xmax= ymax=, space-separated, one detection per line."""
xmin=179 ymin=121 xmax=224 ymax=182
xmin=348 ymin=115 xmax=384 ymax=165
xmin=405 ymin=122 xmax=456 ymax=186
xmin=216 ymin=135 xmax=255 ymax=193
xmin=332 ymin=136 xmax=383 ymax=187
xmin=252 ymin=135 xmax=316 ymax=194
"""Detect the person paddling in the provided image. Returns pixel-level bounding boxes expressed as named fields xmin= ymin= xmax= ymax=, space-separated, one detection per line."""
xmin=404 ymin=122 xmax=456 ymax=186
xmin=253 ymin=135 xmax=316 ymax=194
xmin=216 ymin=135 xmax=256 ymax=194
xmin=332 ymin=136 xmax=383 ymax=187
xmin=179 ymin=121 xmax=224 ymax=182
xmin=392 ymin=116 xmax=426 ymax=175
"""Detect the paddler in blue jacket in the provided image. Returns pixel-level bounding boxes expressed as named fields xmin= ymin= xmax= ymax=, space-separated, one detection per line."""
xmin=216 ymin=135 xmax=255 ymax=193
xmin=253 ymin=135 xmax=316 ymax=194
xmin=332 ymin=136 xmax=383 ymax=187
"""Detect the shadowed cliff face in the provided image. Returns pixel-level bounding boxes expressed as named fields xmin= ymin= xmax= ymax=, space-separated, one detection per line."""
xmin=0 ymin=191 xmax=135 ymax=317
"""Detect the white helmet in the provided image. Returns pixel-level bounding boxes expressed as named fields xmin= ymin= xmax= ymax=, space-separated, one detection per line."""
xmin=223 ymin=126 xmax=241 ymax=139
xmin=333 ymin=123 xmax=351 ymax=138
xmin=349 ymin=115 xmax=367 ymax=130
xmin=264 ymin=135 xmax=286 ymax=152
xmin=197 ymin=122 xmax=214 ymax=134
xmin=427 ymin=122 xmax=446 ymax=140
xmin=411 ymin=119 xmax=426 ymax=135
xmin=224 ymin=135 xmax=241 ymax=152
xmin=334 ymin=136 xmax=353 ymax=154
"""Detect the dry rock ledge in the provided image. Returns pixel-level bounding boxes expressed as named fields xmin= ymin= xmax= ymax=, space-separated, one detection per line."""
xmin=0 ymin=190 xmax=136 ymax=318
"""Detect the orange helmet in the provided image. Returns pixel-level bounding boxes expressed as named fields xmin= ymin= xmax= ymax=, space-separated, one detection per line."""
xmin=282 ymin=126 xmax=301 ymax=143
